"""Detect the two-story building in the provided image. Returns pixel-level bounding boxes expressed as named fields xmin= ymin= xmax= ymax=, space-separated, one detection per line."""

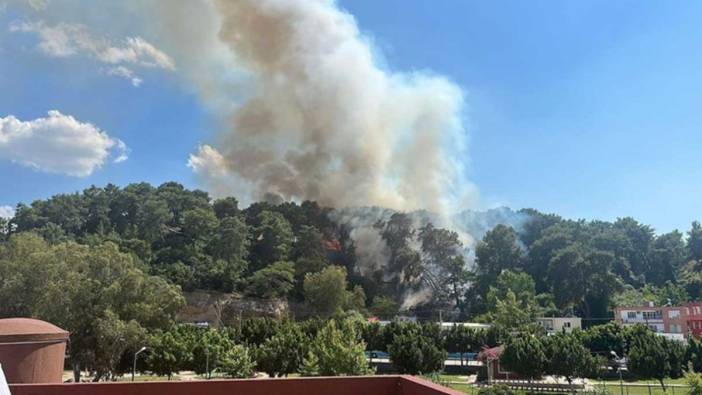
xmin=614 ymin=302 xmax=689 ymax=341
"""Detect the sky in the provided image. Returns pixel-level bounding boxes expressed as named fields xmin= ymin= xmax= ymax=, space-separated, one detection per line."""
xmin=1 ymin=0 xmax=702 ymax=233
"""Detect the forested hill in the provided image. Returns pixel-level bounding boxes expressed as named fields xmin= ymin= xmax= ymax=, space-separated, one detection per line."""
xmin=1 ymin=181 xmax=701 ymax=323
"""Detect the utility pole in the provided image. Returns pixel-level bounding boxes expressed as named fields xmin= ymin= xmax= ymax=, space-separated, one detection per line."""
xmin=132 ymin=347 xmax=147 ymax=382
xmin=205 ymin=348 xmax=210 ymax=380
xmin=610 ymin=351 xmax=624 ymax=395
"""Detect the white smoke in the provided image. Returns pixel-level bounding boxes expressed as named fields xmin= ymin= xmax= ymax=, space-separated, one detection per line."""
xmin=7 ymin=0 xmax=476 ymax=216
xmin=182 ymin=0 xmax=472 ymax=215
xmin=5 ymin=0 xmax=527 ymax=310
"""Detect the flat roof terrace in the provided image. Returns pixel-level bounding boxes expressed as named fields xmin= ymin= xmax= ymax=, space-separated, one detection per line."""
xmin=9 ymin=375 xmax=462 ymax=395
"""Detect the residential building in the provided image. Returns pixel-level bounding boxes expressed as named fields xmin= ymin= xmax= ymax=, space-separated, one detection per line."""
xmin=440 ymin=322 xmax=493 ymax=331
xmin=613 ymin=303 xmax=690 ymax=340
xmin=687 ymin=302 xmax=702 ymax=337
xmin=536 ymin=317 xmax=581 ymax=334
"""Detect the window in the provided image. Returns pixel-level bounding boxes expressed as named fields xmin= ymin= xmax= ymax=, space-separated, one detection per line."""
xmin=670 ymin=324 xmax=681 ymax=333
xmin=643 ymin=311 xmax=662 ymax=320
xmin=627 ymin=311 xmax=637 ymax=319
xmin=564 ymin=322 xmax=571 ymax=328
xmin=648 ymin=325 xmax=659 ymax=332
xmin=669 ymin=310 xmax=681 ymax=319
xmin=540 ymin=320 xmax=553 ymax=330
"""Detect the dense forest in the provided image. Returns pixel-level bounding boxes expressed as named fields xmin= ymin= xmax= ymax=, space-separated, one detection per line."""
xmin=2 ymin=181 xmax=702 ymax=324
xmin=3 ymin=181 xmax=702 ymax=381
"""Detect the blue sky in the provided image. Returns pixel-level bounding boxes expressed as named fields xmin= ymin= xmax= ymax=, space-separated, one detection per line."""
xmin=1 ymin=1 xmax=702 ymax=233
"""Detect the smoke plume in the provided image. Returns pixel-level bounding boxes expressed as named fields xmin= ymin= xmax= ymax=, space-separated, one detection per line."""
xmin=185 ymin=0 xmax=472 ymax=215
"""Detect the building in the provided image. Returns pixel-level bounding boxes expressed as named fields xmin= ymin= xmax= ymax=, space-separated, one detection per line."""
xmin=439 ymin=322 xmax=493 ymax=331
xmin=536 ymin=317 xmax=581 ymax=334
xmin=613 ymin=302 xmax=690 ymax=341
xmin=686 ymin=302 xmax=702 ymax=337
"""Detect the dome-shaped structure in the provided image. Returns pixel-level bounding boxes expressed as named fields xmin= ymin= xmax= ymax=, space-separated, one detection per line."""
xmin=0 ymin=318 xmax=69 ymax=384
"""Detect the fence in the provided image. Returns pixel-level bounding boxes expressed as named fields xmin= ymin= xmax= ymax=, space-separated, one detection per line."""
xmin=444 ymin=380 xmax=693 ymax=395
xmin=596 ymin=382 xmax=692 ymax=395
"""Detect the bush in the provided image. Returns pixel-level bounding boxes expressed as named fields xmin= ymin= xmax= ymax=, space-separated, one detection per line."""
xmin=306 ymin=319 xmax=373 ymax=376
xmin=388 ymin=331 xmax=447 ymax=375
xmin=220 ymin=345 xmax=255 ymax=378
xmin=686 ymin=372 xmax=702 ymax=395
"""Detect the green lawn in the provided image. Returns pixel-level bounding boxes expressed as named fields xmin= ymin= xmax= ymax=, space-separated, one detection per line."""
xmin=601 ymin=378 xmax=689 ymax=386
xmin=439 ymin=374 xmax=692 ymax=395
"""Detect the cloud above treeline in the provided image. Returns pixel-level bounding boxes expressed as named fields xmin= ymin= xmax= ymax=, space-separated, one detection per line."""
xmin=9 ymin=20 xmax=175 ymax=86
xmin=0 ymin=110 xmax=128 ymax=176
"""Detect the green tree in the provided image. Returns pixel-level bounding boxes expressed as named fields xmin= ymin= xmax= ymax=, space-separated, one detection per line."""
xmin=299 ymin=351 xmax=321 ymax=376
xmin=239 ymin=317 xmax=281 ymax=346
xmin=688 ymin=221 xmax=702 ymax=262
xmin=501 ymin=331 xmax=547 ymax=380
xmin=213 ymin=197 xmax=239 ymax=219
xmin=246 ymin=261 xmax=295 ymax=298
xmin=388 ymin=330 xmax=447 ymax=374
xmin=548 ymin=246 xmax=621 ymax=318
xmin=446 ymin=325 xmax=476 ymax=365
xmin=647 ymin=231 xmax=687 ymax=286
xmin=220 ymin=345 xmax=255 ymax=378
xmin=256 ymin=322 xmax=308 ymax=377
xmin=627 ymin=326 xmax=670 ymax=391
xmin=545 ymin=332 xmax=596 ymax=384
xmin=304 ymin=266 xmax=352 ymax=317
xmin=307 ymin=319 xmax=373 ymax=376
xmin=583 ymin=322 xmax=627 ymax=356
xmin=418 ymin=224 xmax=470 ymax=312
xmin=147 ymin=329 xmax=192 ymax=379
xmin=191 ymin=328 xmax=235 ymax=378
xmin=472 ymin=225 xmax=523 ymax=313
xmin=0 ymin=236 xmax=184 ymax=381
xmin=293 ymin=225 xmax=326 ymax=260
xmin=491 ymin=290 xmax=535 ymax=329
xmin=249 ymin=210 xmax=294 ymax=271
xmin=370 ymin=295 xmax=399 ymax=319
xmin=486 ymin=270 xmax=542 ymax=328
xmin=688 ymin=337 xmax=702 ymax=373
xmin=666 ymin=338 xmax=687 ymax=379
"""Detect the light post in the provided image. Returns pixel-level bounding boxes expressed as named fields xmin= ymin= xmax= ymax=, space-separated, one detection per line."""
xmin=132 ymin=346 xmax=147 ymax=382
xmin=611 ymin=351 xmax=624 ymax=395
xmin=205 ymin=348 xmax=210 ymax=380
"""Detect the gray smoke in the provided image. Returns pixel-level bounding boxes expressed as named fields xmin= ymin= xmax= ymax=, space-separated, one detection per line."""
xmin=183 ymin=0 xmax=472 ymax=215
xmin=9 ymin=0 xmax=524 ymax=310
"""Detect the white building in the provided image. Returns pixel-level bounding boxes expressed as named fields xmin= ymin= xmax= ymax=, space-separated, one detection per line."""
xmin=440 ymin=322 xmax=493 ymax=330
xmin=536 ymin=317 xmax=582 ymax=334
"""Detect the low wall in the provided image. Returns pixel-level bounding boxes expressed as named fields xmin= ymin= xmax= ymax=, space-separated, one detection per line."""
xmin=10 ymin=376 xmax=462 ymax=395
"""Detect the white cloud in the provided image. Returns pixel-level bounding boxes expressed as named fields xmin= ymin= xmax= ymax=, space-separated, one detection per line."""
xmin=0 ymin=110 xmax=128 ymax=176
xmin=0 ymin=205 xmax=14 ymax=219
xmin=99 ymin=37 xmax=175 ymax=70
xmin=9 ymin=20 xmax=174 ymax=86
xmin=106 ymin=66 xmax=142 ymax=87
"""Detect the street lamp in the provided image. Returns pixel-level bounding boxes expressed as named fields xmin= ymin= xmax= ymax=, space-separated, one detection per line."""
xmin=132 ymin=346 xmax=147 ymax=382
xmin=610 ymin=351 xmax=624 ymax=395
xmin=205 ymin=348 xmax=210 ymax=380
